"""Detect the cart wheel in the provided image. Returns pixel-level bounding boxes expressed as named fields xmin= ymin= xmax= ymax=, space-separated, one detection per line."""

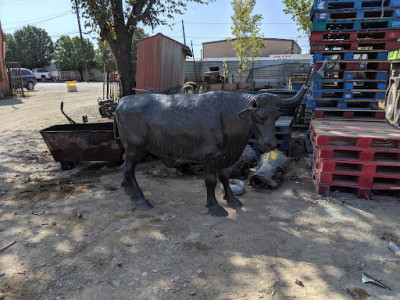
xmin=61 ymin=162 xmax=75 ymax=170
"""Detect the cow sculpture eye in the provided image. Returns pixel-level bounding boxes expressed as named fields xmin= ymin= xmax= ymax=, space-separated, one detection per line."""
xmin=255 ymin=114 xmax=265 ymax=124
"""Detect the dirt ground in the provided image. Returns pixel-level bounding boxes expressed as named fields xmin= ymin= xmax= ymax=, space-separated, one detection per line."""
xmin=0 ymin=83 xmax=399 ymax=300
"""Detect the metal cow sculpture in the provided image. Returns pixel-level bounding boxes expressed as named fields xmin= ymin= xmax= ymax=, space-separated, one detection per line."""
xmin=114 ymin=86 xmax=307 ymax=216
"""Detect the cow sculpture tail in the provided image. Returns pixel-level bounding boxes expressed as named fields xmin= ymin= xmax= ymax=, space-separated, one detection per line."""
xmin=113 ymin=114 xmax=120 ymax=140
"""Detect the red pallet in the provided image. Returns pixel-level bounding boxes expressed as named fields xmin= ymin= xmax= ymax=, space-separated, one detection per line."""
xmin=310 ymin=29 xmax=400 ymax=43
xmin=313 ymin=145 xmax=400 ymax=162
xmin=315 ymin=181 xmax=400 ymax=201
xmin=313 ymin=109 xmax=386 ymax=120
xmin=310 ymin=120 xmax=400 ymax=149
xmin=311 ymin=40 xmax=400 ymax=52
xmin=314 ymin=61 xmax=390 ymax=71
xmin=313 ymin=169 xmax=400 ymax=188
xmin=314 ymin=159 xmax=400 ymax=176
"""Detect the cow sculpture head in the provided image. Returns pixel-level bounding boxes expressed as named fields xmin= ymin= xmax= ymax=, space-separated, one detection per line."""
xmin=239 ymin=85 xmax=308 ymax=153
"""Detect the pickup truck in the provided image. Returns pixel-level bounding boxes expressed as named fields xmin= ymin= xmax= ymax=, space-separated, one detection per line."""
xmin=32 ymin=68 xmax=51 ymax=82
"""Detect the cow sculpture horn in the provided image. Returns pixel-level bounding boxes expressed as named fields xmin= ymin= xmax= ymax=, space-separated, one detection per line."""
xmin=278 ymin=85 xmax=308 ymax=107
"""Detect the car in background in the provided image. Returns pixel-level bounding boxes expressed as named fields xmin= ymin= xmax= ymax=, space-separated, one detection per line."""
xmin=9 ymin=68 xmax=37 ymax=91
xmin=32 ymin=68 xmax=51 ymax=82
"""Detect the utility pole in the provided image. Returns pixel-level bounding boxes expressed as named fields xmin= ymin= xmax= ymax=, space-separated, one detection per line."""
xmin=74 ymin=0 xmax=89 ymax=81
xmin=182 ymin=20 xmax=186 ymax=45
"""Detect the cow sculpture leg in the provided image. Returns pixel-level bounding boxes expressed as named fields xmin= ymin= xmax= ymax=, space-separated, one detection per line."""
xmin=203 ymin=165 xmax=229 ymax=217
xmin=218 ymin=169 xmax=243 ymax=208
xmin=122 ymin=148 xmax=153 ymax=210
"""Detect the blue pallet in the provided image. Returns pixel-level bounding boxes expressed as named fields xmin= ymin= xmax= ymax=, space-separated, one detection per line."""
xmin=291 ymin=84 xmax=303 ymax=91
xmin=277 ymin=141 xmax=291 ymax=151
xmin=313 ymin=8 xmax=400 ymax=20
xmin=275 ymin=115 xmax=294 ymax=134
xmin=342 ymin=72 xmax=388 ymax=80
xmin=312 ymin=71 xmax=389 ymax=81
xmin=312 ymin=18 xmax=400 ymax=31
xmin=313 ymin=0 xmax=400 ymax=11
xmin=276 ymin=134 xmax=292 ymax=142
xmin=305 ymin=96 xmax=380 ymax=110
xmin=313 ymin=51 xmax=388 ymax=61
xmin=311 ymin=89 xmax=386 ymax=99
xmin=312 ymin=81 xmax=387 ymax=90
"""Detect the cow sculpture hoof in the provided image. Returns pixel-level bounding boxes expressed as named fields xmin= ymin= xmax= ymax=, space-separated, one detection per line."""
xmin=134 ymin=199 xmax=153 ymax=210
xmin=209 ymin=204 xmax=229 ymax=217
xmin=225 ymin=196 xmax=243 ymax=208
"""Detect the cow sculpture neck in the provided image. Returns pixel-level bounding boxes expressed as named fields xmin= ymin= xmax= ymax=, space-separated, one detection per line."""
xmin=115 ymin=86 xmax=307 ymax=216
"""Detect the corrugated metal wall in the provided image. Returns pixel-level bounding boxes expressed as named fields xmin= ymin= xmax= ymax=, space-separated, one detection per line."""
xmin=203 ymin=39 xmax=302 ymax=58
xmin=185 ymin=56 xmax=311 ymax=89
xmin=0 ymin=22 xmax=11 ymax=97
xmin=136 ymin=34 xmax=187 ymax=93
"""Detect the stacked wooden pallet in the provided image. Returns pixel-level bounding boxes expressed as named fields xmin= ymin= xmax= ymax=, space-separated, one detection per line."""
xmin=308 ymin=0 xmax=400 ymax=118
xmin=308 ymin=0 xmax=400 ymax=199
xmin=310 ymin=120 xmax=400 ymax=200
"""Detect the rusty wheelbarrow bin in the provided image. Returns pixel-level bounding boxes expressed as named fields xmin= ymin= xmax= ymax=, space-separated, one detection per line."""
xmin=40 ymin=102 xmax=124 ymax=170
xmin=40 ymin=122 xmax=124 ymax=170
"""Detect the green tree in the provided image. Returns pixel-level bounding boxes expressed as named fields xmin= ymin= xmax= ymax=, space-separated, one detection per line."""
xmin=4 ymin=34 xmax=18 ymax=63
xmin=282 ymin=0 xmax=313 ymax=36
xmin=95 ymin=39 xmax=113 ymax=70
xmin=230 ymin=0 xmax=266 ymax=81
xmin=131 ymin=28 xmax=149 ymax=61
xmin=53 ymin=36 xmax=96 ymax=81
xmin=75 ymin=0 xmax=213 ymax=96
xmin=5 ymin=26 xmax=53 ymax=69
xmin=95 ymin=27 xmax=149 ymax=69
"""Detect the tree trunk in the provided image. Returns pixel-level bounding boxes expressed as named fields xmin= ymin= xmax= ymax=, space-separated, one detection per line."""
xmin=107 ymin=28 xmax=135 ymax=96
xmin=79 ymin=70 xmax=83 ymax=81
xmin=111 ymin=45 xmax=135 ymax=97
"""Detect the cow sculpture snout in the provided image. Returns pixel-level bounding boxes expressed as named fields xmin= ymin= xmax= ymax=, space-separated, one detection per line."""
xmin=260 ymin=140 xmax=277 ymax=153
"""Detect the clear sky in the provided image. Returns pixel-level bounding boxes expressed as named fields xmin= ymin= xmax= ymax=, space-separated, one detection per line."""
xmin=0 ymin=0 xmax=310 ymax=58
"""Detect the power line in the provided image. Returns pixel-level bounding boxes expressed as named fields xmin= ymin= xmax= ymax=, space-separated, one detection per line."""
xmin=5 ymin=12 xmax=73 ymax=31
xmin=3 ymin=10 xmax=71 ymax=26
xmin=4 ymin=11 xmax=73 ymax=32
xmin=165 ymin=21 xmax=296 ymax=25
xmin=0 ymin=0 xmax=53 ymax=6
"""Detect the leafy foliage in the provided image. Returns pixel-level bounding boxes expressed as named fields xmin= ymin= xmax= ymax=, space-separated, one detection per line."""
xmin=5 ymin=26 xmax=53 ymax=69
xmin=94 ymin=27 xmax=149 ymax=70
xmin=74 ymin=0 xmax=213 ymax=96
xmin=94 ymin=39 xmax=114 ymax=69
xmin=282 ymin=0 xmax=313 ymax=36
xmin=4 ymin=34 xmax=18 ymax=63
xmin=131 ymin=28 xmax=150 ymax=61
xmin=53 ymin=36 xmax=96 ymax=80
xmin=230 ymin=0 xmax=266 ymax=77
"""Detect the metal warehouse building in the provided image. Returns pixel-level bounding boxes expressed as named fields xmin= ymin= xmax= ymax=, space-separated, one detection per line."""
xmin=202 ymin=38 xmax=302 ymax=58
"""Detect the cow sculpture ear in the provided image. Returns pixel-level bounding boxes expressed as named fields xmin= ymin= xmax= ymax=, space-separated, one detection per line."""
xmin=238 ymin=108 xmax=251 ymax=119
xmin=238 ymin=99 xmax=257 ymax=119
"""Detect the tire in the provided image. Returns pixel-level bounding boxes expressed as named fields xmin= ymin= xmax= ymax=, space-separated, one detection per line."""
xmin=386 ymin=83 xmax=397 ymax=121
xmin=27 ymin=81 xmax=34 ymax=91
xmin=41 ymin=75 xmax=46 ymax=82
xmin=220 ymin=179 xmax=246 ymax=195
